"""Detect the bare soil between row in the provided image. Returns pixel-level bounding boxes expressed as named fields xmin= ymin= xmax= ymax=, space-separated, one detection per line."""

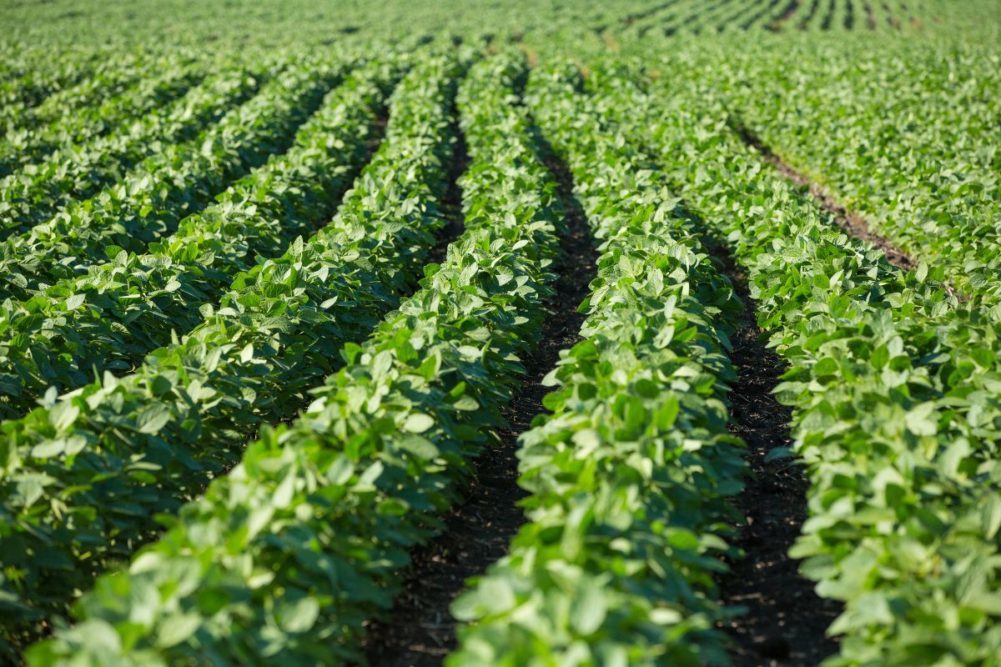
xmin=360 ymin=127 xmax=597 ymax=666
xmin=705 ymin=237 xmax=842 ymax=666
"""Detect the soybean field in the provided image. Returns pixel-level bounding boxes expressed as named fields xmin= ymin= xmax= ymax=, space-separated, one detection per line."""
xmin=0 ymin=0 xmax=999 ymax=665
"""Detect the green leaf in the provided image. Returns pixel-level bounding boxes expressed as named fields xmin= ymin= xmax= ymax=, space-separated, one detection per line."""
xmin=982 ymin=495 xmax=1001 ymax=540
xmin=156 ymin=612 xmax=201 ymax=648
xmin=278 ymin=596 xmax=319 ymax=633
xmin=904 ymin=402 xmax=937 ymax=436
xmin=571 ymin=583 xmax=607 ymax=635
xmin=398 ymin=434 xmax=439 ymax=459
xmin=136 ymin=405 xmax=172 ymax=435
xmin=64 ymin=293 xmax=86 ymax=311
xmin=402 ymin=412 xmax=434 ymax=433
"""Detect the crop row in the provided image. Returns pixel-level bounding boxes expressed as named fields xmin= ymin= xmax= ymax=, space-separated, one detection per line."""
xmin=0 ymin=52 xmax=460 ymax=653
xmin=0 ymin=54 xmax=345 ymax=303
xmin=449 ymin=61 xmax=744 ymax=666
xmin=0 ymin=49 xmax=146 ymax=136
xmin=0 ymin=54 xmax=97 ymax=129
xmin=625 ymin=0 xmax=919 ymax=35
xmin=716 ymin=39 xmax=1001 ymax=312
xmin=0 ymin=57 xmax=390 ymax=419
xmin=25 ymin=48 xmax=566 ymax=665
xmin=708 ymin=0 xmax=776 ymax=33
xmin=0 ymin=56 xmax=267 ymax=236
xmin=590 ymin=57 xmax=1001 ymax=665
xmin=0 ymin=52 xmax=206 ymax=178
xmin=0 ymin=49 xmax=95 ymax=116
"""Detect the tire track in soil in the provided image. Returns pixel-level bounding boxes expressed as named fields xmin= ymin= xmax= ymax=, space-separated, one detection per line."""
xmin=360 ymin=124 xmax=597 ymax=667
xmin=729 ymin=121 xmax=918 ymax=271
xmin=700 ymin=235 xmax=843 ymax=666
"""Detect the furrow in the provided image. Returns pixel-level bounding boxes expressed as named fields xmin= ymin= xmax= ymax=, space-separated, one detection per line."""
xmin=449 ymin=59 xmax=745 ymax=667
xmin=0 ymin=52 xmax=461 ymax=655
xmin=26 ymin=48 xmax=566 ymax=667
xmin=361 ymin=101 xmax=598 ymax=667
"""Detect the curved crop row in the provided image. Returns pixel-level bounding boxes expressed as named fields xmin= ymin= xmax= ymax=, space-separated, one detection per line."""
xmin=0 ymin=57 xmax=266 ymax=237
xmin=0 ymin=54 xmax=345 ymax=302
xmin=592 ymin=57 xmax=1001 ymax=666
xmin=25 ymin=48 xmax=564 ymax=666
xmin=0 ymin=52 xmax=458 ymax=651
xmin=0 ymin=58 xmax=396 ymax=419
xmin=449 ymin=62 xmax=744 ymax=667
xmin=0 ymin=49 xmax=99 ymax=118
xmin=713 ymin=0 xmax=768 ymax=32
xmin=658 ymin=0 xmax=722 ymax=34
xmin=0 ymin=48 xmax=147 ymax=135
xmin=717 ymin=40 xmax=1001 ymax=312
xmin=0 ymin=52 xmax=205 ymax=177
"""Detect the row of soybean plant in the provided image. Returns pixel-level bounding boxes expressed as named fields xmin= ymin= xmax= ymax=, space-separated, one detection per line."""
xmin=0 ymin=52 xmax=270 ymax=234
xmin=0 ymin=47 xmax=159 ymax=143
xmin=448 ymin=61 xmax=746 ymax=665
xmin=0 ymin=49 xmax=206 ymax=177
xmin=591 ymin=55 xmax=1001 ymax=665
xmin=0 ymin=49 xmax=458 ymax=655
xmin=26 ymin=49 xmax=566 ymax=665
xmin=0 ymin=49 xmax=345 ymax=301
xmin=0 ymin=49 xmax=363 ymax=418
xmin=0 ymin=46 xmax=108 ymax=127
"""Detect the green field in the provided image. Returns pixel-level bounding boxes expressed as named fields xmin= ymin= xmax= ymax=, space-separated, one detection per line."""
xmin=0 ymin=0 xmax=999 ymax=665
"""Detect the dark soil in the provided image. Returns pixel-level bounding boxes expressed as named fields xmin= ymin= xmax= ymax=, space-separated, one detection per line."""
xmin=863 ymin=2 xmax=878 ymax=29
xmin=768 ymin=0 xmax=801 ymax=31
xmin=704 ymin=240 xmax=842 ymax=667
xmin=796 ymin=0 xmax=822 ymax=30
xmin=730 ymin=122 xmax=917 ymax=271
xmin=360 ymin=128 xmax=597 ymax=667
xmin=622 ymin=0 xmax=680 ymax=27
xmin=427 ymin=118 xmax=470 ymax=266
